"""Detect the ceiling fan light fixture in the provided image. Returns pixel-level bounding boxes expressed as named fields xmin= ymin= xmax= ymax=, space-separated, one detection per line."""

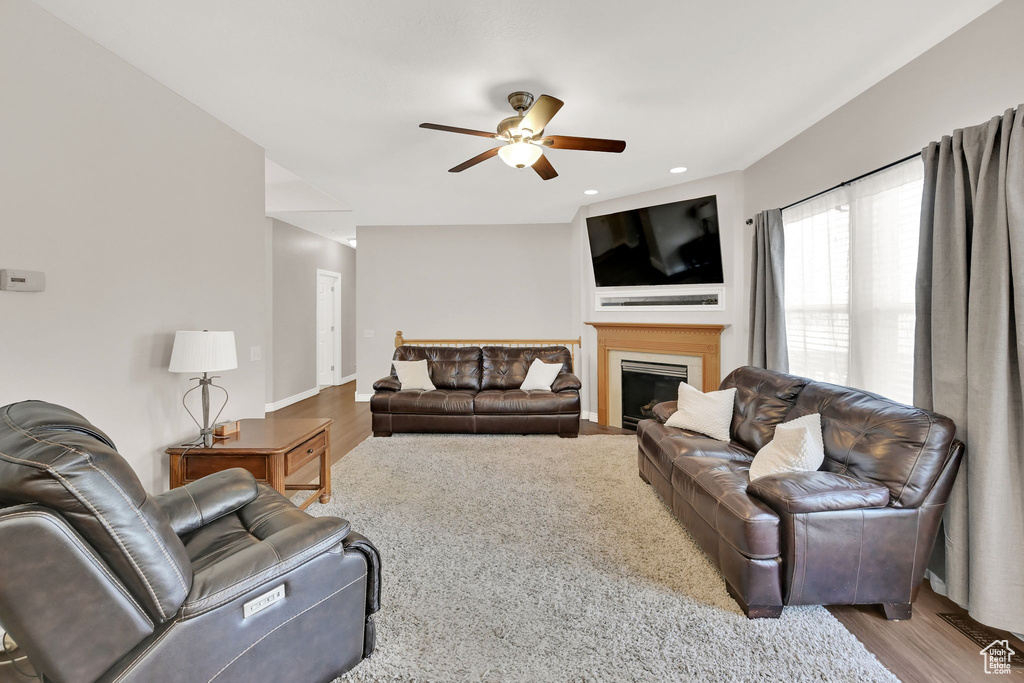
xmin=498 ymin=141 xmax=542 ymax=169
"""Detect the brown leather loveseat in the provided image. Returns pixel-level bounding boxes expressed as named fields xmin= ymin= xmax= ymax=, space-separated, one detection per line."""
xmin=637 ymin=366 xmax=963 ymax=620
xmin=372 ymin=345 xmax=581 ymax=437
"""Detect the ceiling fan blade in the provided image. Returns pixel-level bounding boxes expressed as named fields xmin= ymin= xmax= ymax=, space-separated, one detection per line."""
xmin=532 ymin=153 xmax=558 ymax=181
xmin=420 ymin=123 xmax=498 ymax=139
xmin=520 ymin=95 xmax=564 ymax=135
xmin=539 ymin=135 xmax=626 ymax=153
xmin=449 ymin=147 xmax=502 ymax=173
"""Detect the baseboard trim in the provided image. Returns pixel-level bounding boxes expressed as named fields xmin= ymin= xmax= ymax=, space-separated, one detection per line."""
xmin=266 ymin=387 xmax=320 ymax=412
xmin=338 ymin=373 xmax=357 ymax=385
xmin=584 ymin=411 xmax=598 ymax=422
xmin=355 ymin=392 xmax=373 ymax=403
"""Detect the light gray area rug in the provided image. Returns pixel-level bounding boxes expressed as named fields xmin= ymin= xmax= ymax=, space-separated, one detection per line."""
xmin=307 ymin=434 xmax=897 ymax=682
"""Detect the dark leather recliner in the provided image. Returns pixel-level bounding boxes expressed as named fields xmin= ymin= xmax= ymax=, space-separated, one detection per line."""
xmin=0 ymin=401 xmax=380 ymax=682
xmin=371 ymin=345 xmax=582 ymax=437
xmin=637 ymin=366 xmax=963 ymax=619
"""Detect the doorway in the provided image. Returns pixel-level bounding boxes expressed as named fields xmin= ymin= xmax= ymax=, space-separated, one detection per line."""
xmin=316 ymin=269 xmax=342 ymax=387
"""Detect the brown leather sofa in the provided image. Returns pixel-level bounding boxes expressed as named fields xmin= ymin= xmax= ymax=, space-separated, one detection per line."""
xmin=0 ymin=401 xmax=380 ymax=682
xmin=372 ymin=345 xmax=581 ymax=437
xmin=637 ymin=366 xmax=963 ymax=620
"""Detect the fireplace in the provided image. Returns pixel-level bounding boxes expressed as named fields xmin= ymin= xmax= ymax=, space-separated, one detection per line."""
xmin=620 ymin=360 xmax=687 ymax=430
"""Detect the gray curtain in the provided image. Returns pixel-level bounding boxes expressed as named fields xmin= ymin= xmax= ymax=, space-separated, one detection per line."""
xmin=914 ymin=106 xmax=1024 ymax=633
xmin=748 ymin=209 xmax=789 ymax=371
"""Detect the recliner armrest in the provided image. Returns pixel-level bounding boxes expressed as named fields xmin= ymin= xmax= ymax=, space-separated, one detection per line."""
xmin=550 ymin=372 xmax=582 ymax=392
xmin=652 ymin=401 xmax=677 ymax=423
xmin=373 ymin=375 xmax=401 ymax=391
xmin=155 ymin=468 xmax=259 ymax=536
xmin=182 ymin=515 xmax=351 ymax=617
xmin=747 ymin=471 xmax=890 ymax=514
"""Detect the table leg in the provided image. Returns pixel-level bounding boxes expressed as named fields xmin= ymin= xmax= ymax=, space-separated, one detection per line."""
xmin=319 ymin=429 xmax=332 ymax=504
xmin=268 ymin=453 xmax=286 ymax=498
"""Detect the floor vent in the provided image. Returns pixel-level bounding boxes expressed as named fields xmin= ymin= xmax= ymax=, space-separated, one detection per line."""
xmin=938 ymin=613 xmax=1024 ymax=666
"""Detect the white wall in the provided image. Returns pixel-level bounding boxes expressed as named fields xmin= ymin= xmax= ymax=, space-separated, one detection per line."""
xmin=355 ymin=224 xmax=576 ymax=396
xmin=574 ymin=172 xmax=747 ymax=416
xmin=269 ymin=218 xmax=357 ymax=405
xmin=744 ymin=0 xmax=1024 ymax=215
xmin=0 ymin=0 xmax=267 ymax=492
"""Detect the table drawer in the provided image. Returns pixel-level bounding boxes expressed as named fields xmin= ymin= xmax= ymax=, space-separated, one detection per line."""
xmin=184 ymin=454 xmax=268 ymax=482
xmin=286 ymin=430 xmax=327 ymax=473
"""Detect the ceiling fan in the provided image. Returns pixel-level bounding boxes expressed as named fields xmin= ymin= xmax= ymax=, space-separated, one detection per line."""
xmin=419 ymin=91 xmax=626 ymax=181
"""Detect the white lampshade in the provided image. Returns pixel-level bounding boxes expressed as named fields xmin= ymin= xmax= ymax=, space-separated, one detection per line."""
xmin=498 ymin=141 xmax=542 ymax=169
xmin=168 ymin=331 xmax=237 ymax=373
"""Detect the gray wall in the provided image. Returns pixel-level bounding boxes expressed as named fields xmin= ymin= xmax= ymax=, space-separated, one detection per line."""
xmin=0 ymin=0 xmax=267 ymax=492
xmin=744 ymin=0 xmax=1024 ymax=215
xmin=355 ymin=224 xmax=575 ymax=396
xmin=270 ymin=219 xmax=356 ymax=404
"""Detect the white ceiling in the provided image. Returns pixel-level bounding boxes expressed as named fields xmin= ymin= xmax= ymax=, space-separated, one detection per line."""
xmin=33 ymin=0 xmax=999 ymax=240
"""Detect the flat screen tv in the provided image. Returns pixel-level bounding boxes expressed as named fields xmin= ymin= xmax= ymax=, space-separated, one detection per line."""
xmin=586 ymin=195 xmax=724 ymax=287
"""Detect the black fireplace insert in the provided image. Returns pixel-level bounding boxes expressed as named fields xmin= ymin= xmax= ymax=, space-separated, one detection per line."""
xmin=621 ymin=360 xmax=688 ymax=430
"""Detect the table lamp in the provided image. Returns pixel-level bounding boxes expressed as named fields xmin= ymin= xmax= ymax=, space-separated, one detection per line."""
xmin=169 ymin=330 xmax=237 ymax=447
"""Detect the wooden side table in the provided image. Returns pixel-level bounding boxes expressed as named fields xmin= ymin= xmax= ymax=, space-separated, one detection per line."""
xmin=167 ymin=418 xmax=332 ymax=511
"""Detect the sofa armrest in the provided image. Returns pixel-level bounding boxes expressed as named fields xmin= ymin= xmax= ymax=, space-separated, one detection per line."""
xmin=747 ymin=471 xmax=890 ymax=514
xmin=155 ymin=468 xmax=259 ymax=536
xmin=652 ymin=401 xmax=677 ymax=423
xmin=373 ymin=375 xmax=401 ymax=391
xmin=550 ymin=372 xmax=582 ymax=392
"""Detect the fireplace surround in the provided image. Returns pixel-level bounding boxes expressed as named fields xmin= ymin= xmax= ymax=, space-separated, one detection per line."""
xmin=585 ymin=323 xmax=726 ymax=427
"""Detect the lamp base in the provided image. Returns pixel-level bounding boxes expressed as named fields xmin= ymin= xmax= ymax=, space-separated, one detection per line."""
xmin=181 ymin=373 xmax=230 ymax=449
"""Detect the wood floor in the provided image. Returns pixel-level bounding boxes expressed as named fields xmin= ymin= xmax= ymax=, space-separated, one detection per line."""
xmin=2 ymin=383 xmax=1019 ymax=681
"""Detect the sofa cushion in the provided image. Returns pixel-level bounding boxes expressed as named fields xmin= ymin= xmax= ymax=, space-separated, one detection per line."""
xmin=720 ymin=367 xmax=809 ymax=453
xmin=785 ymin=381 xmax=958 ymax=508
xmin=670 ymin=457 xmax=780 ymax=559
xmin=392 ymin=346 xmax=482 ymax=391
xmin=481 ymin=346 xmax=572 ymax=390
xmin=369 ymin=389 xmax=475 ymax=415
xmin=474 ymin=390 xmax=579 ymax=415
xmin=637 ymin=419 xmax=753 ymax=483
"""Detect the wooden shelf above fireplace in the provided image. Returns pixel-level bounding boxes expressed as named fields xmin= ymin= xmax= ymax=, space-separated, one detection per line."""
xmin=585 ymin=322 xmax=726 ymax=426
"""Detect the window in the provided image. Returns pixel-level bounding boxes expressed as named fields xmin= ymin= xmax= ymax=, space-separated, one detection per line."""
xmin=782 ymin=158 xmax=923 ymax=404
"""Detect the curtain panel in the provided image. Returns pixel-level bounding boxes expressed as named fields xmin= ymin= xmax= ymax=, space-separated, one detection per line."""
xmin=748 ymin=209 xmax=788 ymax=371
xmin=914 ymin=106 xmax=1024 ymax=633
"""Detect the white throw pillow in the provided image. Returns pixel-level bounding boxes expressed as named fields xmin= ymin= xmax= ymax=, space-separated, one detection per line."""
xmin=519 ymin=358 xmax=562 ymax=391
xmin=392 ymin=359 xmax=436 ymax=391
xmin=748 ymin=413 xmax=826 ymax=482
xmin=665 ymin=381 xmax=736 ymax=442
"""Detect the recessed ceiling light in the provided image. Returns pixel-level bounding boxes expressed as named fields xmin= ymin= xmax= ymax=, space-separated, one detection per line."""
xmin=583 ymin=189 xmax=599 ymax=195
xmin=669 ymin=167 xmax=688 ymax=174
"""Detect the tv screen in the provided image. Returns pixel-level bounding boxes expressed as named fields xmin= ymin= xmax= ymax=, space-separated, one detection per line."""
xmin=586 ymin=195 xmax=724 ymax=287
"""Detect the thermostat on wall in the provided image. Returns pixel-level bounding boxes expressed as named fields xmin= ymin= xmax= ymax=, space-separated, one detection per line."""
xmin=0 ymin=270 xmax=46 ymax=292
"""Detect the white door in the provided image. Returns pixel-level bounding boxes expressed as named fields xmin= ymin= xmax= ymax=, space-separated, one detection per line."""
xmin=316 ymin=274 xmax=336 ymax=386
